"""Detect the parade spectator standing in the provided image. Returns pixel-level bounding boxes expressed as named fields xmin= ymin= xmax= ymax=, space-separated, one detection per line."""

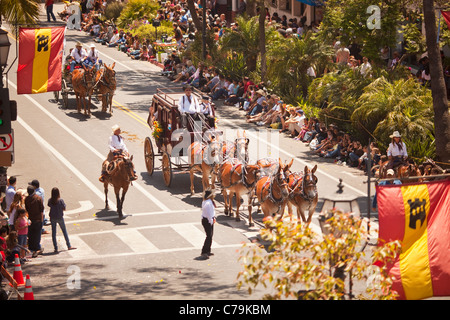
xmin=5 ymin=176 xmax=16 ymax=213
xmin=48 ymin=187 xmax=76 ymax=253
xmin=8 ymin=190 xmax=25 ymax=232
xmin=30 ymin=179 xmax=49 ymax=231
xmin=25 ymin=185 xmax=44 ymax=258
xmin=45 ymin=0 xmax=57 ymax=22
xmin=14 ymin=208 xmax=29 ymax=260
xmin=336 ymin=44 xmax=350 ymax=65
xmin=200 ymin=189 xmax=216 ymax=260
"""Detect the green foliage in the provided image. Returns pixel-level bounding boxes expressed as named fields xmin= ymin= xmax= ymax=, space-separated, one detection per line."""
xmin=116 ymin=0 xmax=160 ymax=29
xmin=237 ymin=211 xmax=401 ymax=300
xmin=351 ymin=76 xmax=434 ymax=152
xmin=215 ymin=52 xmax=248 ymax=81
xmin=104 ymin=1 xmax=125 ymax=22
xmin=318 ymin=0 xmax=403 ymax=64
xmin=130 ymin=20 xmax=174 ymax=43
xmin=266 ymin=31 xmax=335 ymax=103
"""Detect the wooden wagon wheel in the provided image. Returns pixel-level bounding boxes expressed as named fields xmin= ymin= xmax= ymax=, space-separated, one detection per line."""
xmin=144 ymin=137 xmax=155 ymax=176
xmin=162 ymin=151 xmax=173 ymax=187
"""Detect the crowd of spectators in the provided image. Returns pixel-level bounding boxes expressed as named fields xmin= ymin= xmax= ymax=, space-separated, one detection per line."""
xmin=63 ymin=0 xmax=448 ymax=175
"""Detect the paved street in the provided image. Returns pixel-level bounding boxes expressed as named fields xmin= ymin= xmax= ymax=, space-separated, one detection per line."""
xmin=1 ymin=3 xmax=378 ymax=301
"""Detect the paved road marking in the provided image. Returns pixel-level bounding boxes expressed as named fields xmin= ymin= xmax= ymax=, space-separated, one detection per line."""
xmin=8 ymin=81 xmax=170 ymax=212
xmin=65 ymin=200 xmax=94 ymax=217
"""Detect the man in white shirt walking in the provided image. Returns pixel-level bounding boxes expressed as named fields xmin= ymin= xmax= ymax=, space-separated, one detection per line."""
xmin=200 ymin=189 xmax=216 ymax=260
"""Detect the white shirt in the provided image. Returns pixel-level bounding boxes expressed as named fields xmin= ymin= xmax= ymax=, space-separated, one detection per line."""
xmin=295 ymin=114 xmax=305 ymax=126
xmin=109 ymin=134 xmax=128 ymax=153
xmin=199 ymin=102 xmax=213 ymax=116
xmin=201 ymin=199 xmax=215 ymax=225
xmin=178 ymin=94 xmax=200 ymax=114
xmin=387 ymin=142 xmax=407 ymax=157
xmin=87 ymin=48 xmax=99 ymax=61
xmin=70 ymin=48 xmax=87 ymax=63
xmin=360 ymin=62 xmax=371 ymax=76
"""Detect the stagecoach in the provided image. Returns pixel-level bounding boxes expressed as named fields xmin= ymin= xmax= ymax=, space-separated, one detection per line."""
xmin=144 ymin=88 xmax=217 ymax=187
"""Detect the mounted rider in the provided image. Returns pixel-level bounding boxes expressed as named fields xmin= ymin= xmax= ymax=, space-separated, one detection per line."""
xmin=386 ymin=131 xmax=408 ymax=171
xmin=99 ymin=125 xmax=138 ymax=182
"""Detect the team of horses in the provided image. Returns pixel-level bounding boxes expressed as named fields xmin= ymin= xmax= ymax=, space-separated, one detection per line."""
xmin=188 ymin=131 xmax=320 ymax=227
xmin=373 ymin=157 xmax=449 ymax=181
xmin=71 ymin=62 xmax=116 ymax=116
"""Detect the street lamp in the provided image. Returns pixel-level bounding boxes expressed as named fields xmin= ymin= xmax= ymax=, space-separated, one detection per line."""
xmin=320 ymin=178 xmax=360 ymax=216
xmin=0 ymin=28 xmax=11 ymax=69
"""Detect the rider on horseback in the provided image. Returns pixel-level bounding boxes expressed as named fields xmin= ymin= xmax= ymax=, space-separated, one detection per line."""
xmin=386 ymin=131 xmax=408 ymax=171
xmin=99 ymin=125 xmax=138 ymax=182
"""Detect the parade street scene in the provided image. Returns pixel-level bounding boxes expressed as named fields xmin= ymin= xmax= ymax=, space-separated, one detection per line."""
xmin=0 ymin=0 xmax=449 ymax=304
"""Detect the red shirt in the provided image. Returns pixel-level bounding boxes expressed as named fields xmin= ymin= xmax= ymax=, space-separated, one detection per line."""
xmin=46 ymin=0 xmax=54 ymax=6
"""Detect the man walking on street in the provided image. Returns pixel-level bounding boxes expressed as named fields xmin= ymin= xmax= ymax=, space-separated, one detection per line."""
xmin=45 ymin=0 xmax=57 ymax=22
xmin=25 ymin=185 xmax=45 ymax=258
xmin=200 ymin=189 xmax=216 ymax=260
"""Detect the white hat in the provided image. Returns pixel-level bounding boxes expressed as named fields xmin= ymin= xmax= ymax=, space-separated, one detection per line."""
xmin=112 ymin=124 xmax=120 ymax=132
xmin=90 ymin=44 xmax=96 ymax=48
xmin=386 ymin=169 xmax=395 ymax=176
xmin=390 ymin=131 xmax=401 ymax=138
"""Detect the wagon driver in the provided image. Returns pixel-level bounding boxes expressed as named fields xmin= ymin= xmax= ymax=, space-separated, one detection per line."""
xmin=69 ymin=41 xmax=87 ymax=72
xmin=178 ymin=85 xmax=201 ymax=129
xmin=99 ymin=125 xmax=138 ymax=182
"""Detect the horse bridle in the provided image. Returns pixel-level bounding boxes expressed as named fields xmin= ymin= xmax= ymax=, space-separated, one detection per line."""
xmin=259 ymin=168 xmax=289 ymax=215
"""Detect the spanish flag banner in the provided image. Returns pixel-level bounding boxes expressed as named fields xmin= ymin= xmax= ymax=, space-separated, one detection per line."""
xmin=442 ymin=11 xmax=450 ymax=31
xmin=377 ymin=179 xmax=450 ymax=300
xmin=17 ymin=26 xmax=65 ymax=94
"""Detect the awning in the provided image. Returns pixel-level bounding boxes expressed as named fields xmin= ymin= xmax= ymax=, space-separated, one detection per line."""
xmin=295 ymin=0 xmax=324 ymax=6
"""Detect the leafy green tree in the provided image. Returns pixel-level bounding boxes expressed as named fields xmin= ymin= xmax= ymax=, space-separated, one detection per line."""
xmin=1 ymin=0 xmax=40 ymax=34
xmin=116 ymin=0 xmax=160 ymax=29
xmin=266 ymin=31 xmax=334 ymax=102
xmin=351 ymin=76 xmax=434 ymax=152
xmin=237 ymin=211 xmax=401 ymax=300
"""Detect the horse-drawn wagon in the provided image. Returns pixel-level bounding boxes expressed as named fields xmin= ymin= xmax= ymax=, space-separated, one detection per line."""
xmin=53 ymin=55 xmax=116 ymax=115
xmin=144 ymin=87 xmax=218 ymax=188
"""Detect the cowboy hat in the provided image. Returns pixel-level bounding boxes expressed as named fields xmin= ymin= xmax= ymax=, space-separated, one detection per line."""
xmin=90 ymin=44 xmax=96 ymax=48
xmin=386 ymin=169 xmax=395 ymax=176
xmin=112 ymin=124 xmax=120 ymax=132
xmin=75 ymin=41 xmax=82 ymax=47
xmin=204 ymin=189 xmax=215 ymax=200
xmin=256 ymin=89 xmax=265 ymax=95
xmin=390 ymin=131 xmax=401 ymax=138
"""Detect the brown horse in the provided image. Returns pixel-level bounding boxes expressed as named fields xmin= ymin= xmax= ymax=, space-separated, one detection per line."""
xmin=286 ymin=165 xmax=318 ymax=224
xmin=255 ymin=158 xmax=292 ymax=219
xmin=95 ymin=62 xmax=116 ymax=114
xmin=219 ymin=158 xmax=260 ymax=226
xmin=102 ymin=155 xmax=135 ymax=218
xmin=188 ymin=138 xmax=222 ymax=195
xmin=72 ymin=65 xmax=96 ymax=116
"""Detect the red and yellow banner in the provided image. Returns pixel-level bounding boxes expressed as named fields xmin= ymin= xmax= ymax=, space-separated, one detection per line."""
xmin=17 ymin=26 xmax=65 ymax=94
xmin=377 ymin=179 xmax=450 ymax=300
xmin=442 ymin=11 xmax=450 ymax=31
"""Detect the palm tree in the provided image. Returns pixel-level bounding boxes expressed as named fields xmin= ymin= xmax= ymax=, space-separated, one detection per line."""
xmin=220 ymin=15 xmax=261 ymax=72
xmin=1 ymin=0 xmax=40 ymax=32
xmin=351 ymin=76 xmax=434 ymax=151
xmin=267 ymin=31 xmax=334 ymax=102
xmin=422 ymin=0 xmax=450 ymax=165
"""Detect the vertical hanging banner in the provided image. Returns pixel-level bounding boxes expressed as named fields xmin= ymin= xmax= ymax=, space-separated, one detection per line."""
xmin=377 ymin=179 xmax=450 ymax=300
xmin=17 ymin=26 xmax=65 ymax=94
xmin=442 ymin=11 xmax=450 ymax=31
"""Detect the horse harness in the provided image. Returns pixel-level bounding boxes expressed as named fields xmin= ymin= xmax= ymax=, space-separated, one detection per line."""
xmin=221 ymin=161 xmax=256 ymax=191
xmin=258 ymin=170 xmax=288 ymax=215
xmin=288 ymin=171 xmax=317 ymax=202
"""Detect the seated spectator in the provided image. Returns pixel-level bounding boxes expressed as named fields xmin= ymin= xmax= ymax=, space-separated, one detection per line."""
xmin=224 ymin=80 xmax=244 ymax=106
xmin=172 ymin=60 xmax=196 ymax=83
xmin=211 ymin=76 xmax=232 ymax=100
xmin=284 ymin=109 xmax=305 ymax=137
xmin=246 ymin=89 xmax=266 ymax=117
